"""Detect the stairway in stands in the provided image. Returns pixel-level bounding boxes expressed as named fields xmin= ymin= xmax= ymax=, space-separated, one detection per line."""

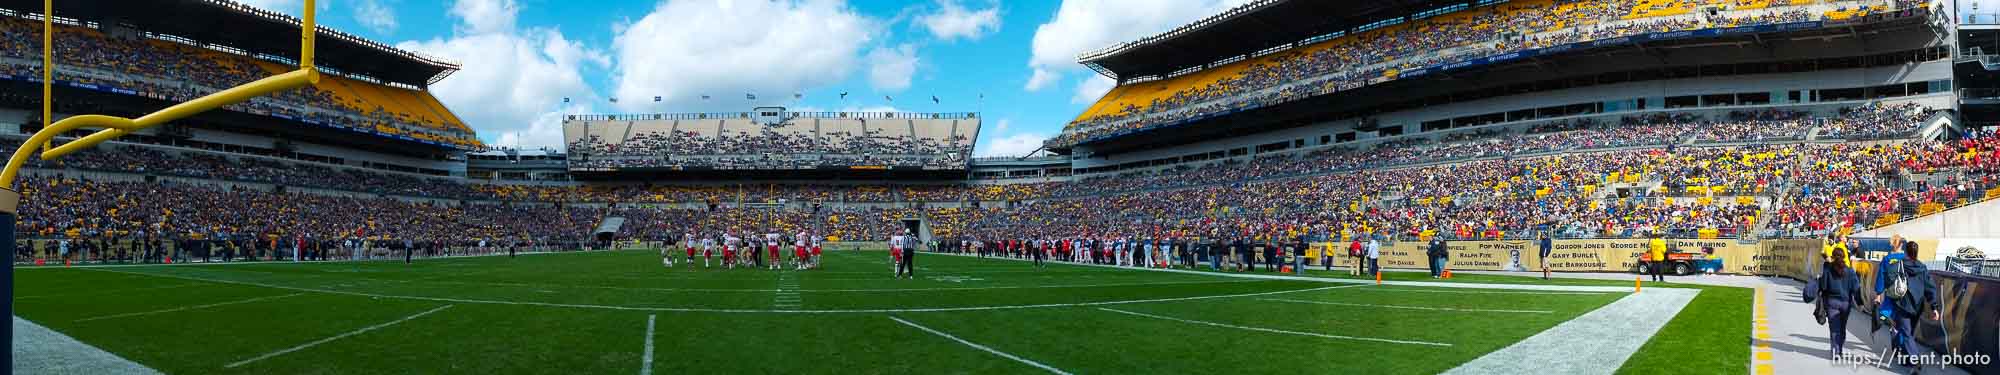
xmin=595 ymin=217 xmax=626 ymax=237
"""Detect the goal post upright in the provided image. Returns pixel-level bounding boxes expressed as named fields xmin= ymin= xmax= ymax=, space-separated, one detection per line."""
xmin=1 ymin=0 xmax=322 ymax=361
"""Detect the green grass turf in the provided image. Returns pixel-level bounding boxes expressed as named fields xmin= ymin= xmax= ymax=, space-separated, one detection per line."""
xmin=1176 ymin=259 xmax=1755 ymax=374
xmin=15 ymin=249 xmax=1697 ymax=374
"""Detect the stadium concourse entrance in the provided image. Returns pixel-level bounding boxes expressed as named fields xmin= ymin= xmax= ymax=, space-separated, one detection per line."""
xmin=592 ymin=217 xmax=625 ymax=249
xmin=901 ymin=218 xmax=929 ymax=244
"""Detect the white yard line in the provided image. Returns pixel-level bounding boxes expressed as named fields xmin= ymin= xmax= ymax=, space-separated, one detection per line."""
xmin=1097 ymin=307 xmax=1453 ymax=347
xmin=89 ymin=268 xmax=1356 ymax=313
xmin=1258 ymin=298 xmax=1556 ymax=314
xmin=640 ymin=314 xmax=656 ymax=375
xmin=888 ymin=316 xmax=1072 ymax=375
xmin=773 ymin=272 xmax=802 ymax=309
xmin=224 ymin=305 xmax=455 ymax=368
xmin=74 ymin=293 xmax=305 ymax=322
xmin=1439 ymin=288 xmax=1701 ymax=375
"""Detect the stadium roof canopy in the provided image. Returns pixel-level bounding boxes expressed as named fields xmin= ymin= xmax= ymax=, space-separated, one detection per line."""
xmin=2 ymin=0 xmax=459 ymax=86
xmin=1077 ymin=0 xmax=1469 ymax=81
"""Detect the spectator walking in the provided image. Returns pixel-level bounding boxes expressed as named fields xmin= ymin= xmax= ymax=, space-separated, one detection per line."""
xmin=1811 ymin=245 xmax=1861 ymax=359
xmin=1874 ymin=241 xmax=1940 ymax=371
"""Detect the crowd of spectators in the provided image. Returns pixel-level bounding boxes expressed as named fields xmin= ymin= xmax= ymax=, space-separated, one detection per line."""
xmin=1050 ymin=0 xmax=1860 ymax=147
xmin=19 ymin=101 xmax=1995 ymax=259
xmin=566 ymin=125 xmax=974 ymax=170
xmin=2 ymin=139 xmax=484 ymax=199
xmin=0 ymin=16 xmax=479 ymax=147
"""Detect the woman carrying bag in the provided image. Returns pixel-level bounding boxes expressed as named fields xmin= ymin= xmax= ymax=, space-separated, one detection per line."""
xmin=1806 ymin=245 xmax=1863 ymax=358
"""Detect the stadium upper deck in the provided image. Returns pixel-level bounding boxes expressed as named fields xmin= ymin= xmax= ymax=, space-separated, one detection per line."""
xmin=563 ymin=110 xmax=978 ymax=173
xmin=1057 ymin=0 xmax=1930 ymax=150
xmin=0 ymin=0 xmax=479 ymax=149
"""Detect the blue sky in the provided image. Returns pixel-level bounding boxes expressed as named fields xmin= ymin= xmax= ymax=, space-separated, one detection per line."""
xmin=227 ymin=0 xmax=1258 ymax=156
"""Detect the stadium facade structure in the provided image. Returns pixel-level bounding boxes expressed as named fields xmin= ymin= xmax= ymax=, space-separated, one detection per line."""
xmin=3 ymin=0 xmax=1992 ymax=206
xmin=0 ymin=0 xmax=476 ymax=178
xmin=558 ymin=110 xmax=979 ymax=181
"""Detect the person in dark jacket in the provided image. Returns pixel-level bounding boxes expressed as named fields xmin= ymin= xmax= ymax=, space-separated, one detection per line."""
xmin=1289 ymin=236 xmax=1306 ymax=274
xmin=1815 ymin=245 xmax=1862 ymax=358
xmin=1874 ymin=241 xmax=1941 ymax=369
xmin=1426 ymin=236 xmax=1448 ymax=278
xmin=1264 ymin=241 xmax=1281 ymax=272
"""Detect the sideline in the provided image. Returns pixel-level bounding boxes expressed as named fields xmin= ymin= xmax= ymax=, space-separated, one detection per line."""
xmin=1440 ymin=288 xmax=1700 ymax=375
xmin=75 ymin=293 xmax=305 ymax=322
xmin=13 ymin=316 xmax=162 ymax=375
xmin=85 ymin=267 xmax=1358 ymax=314
xmin=925 ymin=252 xmax=1654 ymax=293
xmin=1098 ymin=307 xmax=1453 ymax=346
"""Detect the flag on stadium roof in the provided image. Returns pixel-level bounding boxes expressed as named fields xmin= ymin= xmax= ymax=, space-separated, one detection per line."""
xmin=608 ymin=97 xmax=618 ymax=103
xmin=884 ymin=95 xmax=893 ymax=102
xmin=701 ymin=95 xmax=710 ymax=100
xmin=839 ymin=92 xmax=849 ymax=99
xmin=794 ymin=92 xmax=803 ymax=99
xmin=746 ymin=93 xmax=757 ymax=100
xmin=653 ymin=96 xmax=661 ymax=102
xmin=931 ymin=96 xmax=940 ymax=104
xmin=561 ymin=97 xmax=569 ymax=103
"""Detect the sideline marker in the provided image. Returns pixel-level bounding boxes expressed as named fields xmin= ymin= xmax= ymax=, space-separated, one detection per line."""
xmin=1375 ymin=271 xmax=1382 ymax=285
xmin=1635 ymin=276 xmax=1642 ymax=293
xmin=33 ymin=258 xmax=41 ymax=266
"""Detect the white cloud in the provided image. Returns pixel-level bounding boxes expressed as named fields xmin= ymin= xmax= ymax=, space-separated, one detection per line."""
xmin=611 ymin=0 xmax=879 ymax=112
xmin=918 ymin=0 xmax=1001 ymax=42
xmin=976 ymin=132 xmax=1047 ymax=157
xmin=354 ymin=0 xmax=399 ymax=34
xmin=451 ymin=0 xmax=518 ymax=34
xmin=396 ymin=0 xmax=609 ymax=148
xmin=993 ymin=118 xmax=1011 ymax=133
xmin=865 ymin=44 xmax=919 ymax=93
xmin=1025 ymin=0 xmax=1254 ymax=92
xmin=1023 ymin=68 xmax=1057 ymax=91
xmin=1071 ymin=75 xmax=1115 ymax=104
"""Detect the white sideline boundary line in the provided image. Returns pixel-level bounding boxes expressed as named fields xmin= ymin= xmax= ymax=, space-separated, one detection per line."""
xmin=87 ymin=268 xmax=1357 ymax=313
xmin=888 ymin=316 xmax=1072 ymax=375
xmin=640 ymin=314 xmax=656 ymax=375
xmin=926 ymin=251 xmax=1649 ymax=293
xmin=1438 ymin=288 xmax=1701 ymax=375
xmin=223 ymin=305 xmax=455 ymax=368
xmin=1350 ymin=287 xmax=1612 ymax=296
xmin=14 ymin=316 xmax=164 ymax=375
xmin=74 ymin=293 xmax=305 ymax=322
xmin=17 ymin=283 xmax=201 ymax=300
xmin=1257 ymin=298 xmax=1555 ymax=314
xmin=397 ymin=278 xmax=1268 ymax=293
xmin=1097 ymin=307 xmax=1452 ymax=347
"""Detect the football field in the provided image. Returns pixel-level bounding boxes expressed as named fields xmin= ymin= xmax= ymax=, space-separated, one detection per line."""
xmin=12 ymin=249 xmax=1745 ymax=374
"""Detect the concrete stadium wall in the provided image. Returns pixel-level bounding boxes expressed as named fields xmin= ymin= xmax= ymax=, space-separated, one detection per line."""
xmin=1860 ymin=198 xmax=2000 ymax=262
